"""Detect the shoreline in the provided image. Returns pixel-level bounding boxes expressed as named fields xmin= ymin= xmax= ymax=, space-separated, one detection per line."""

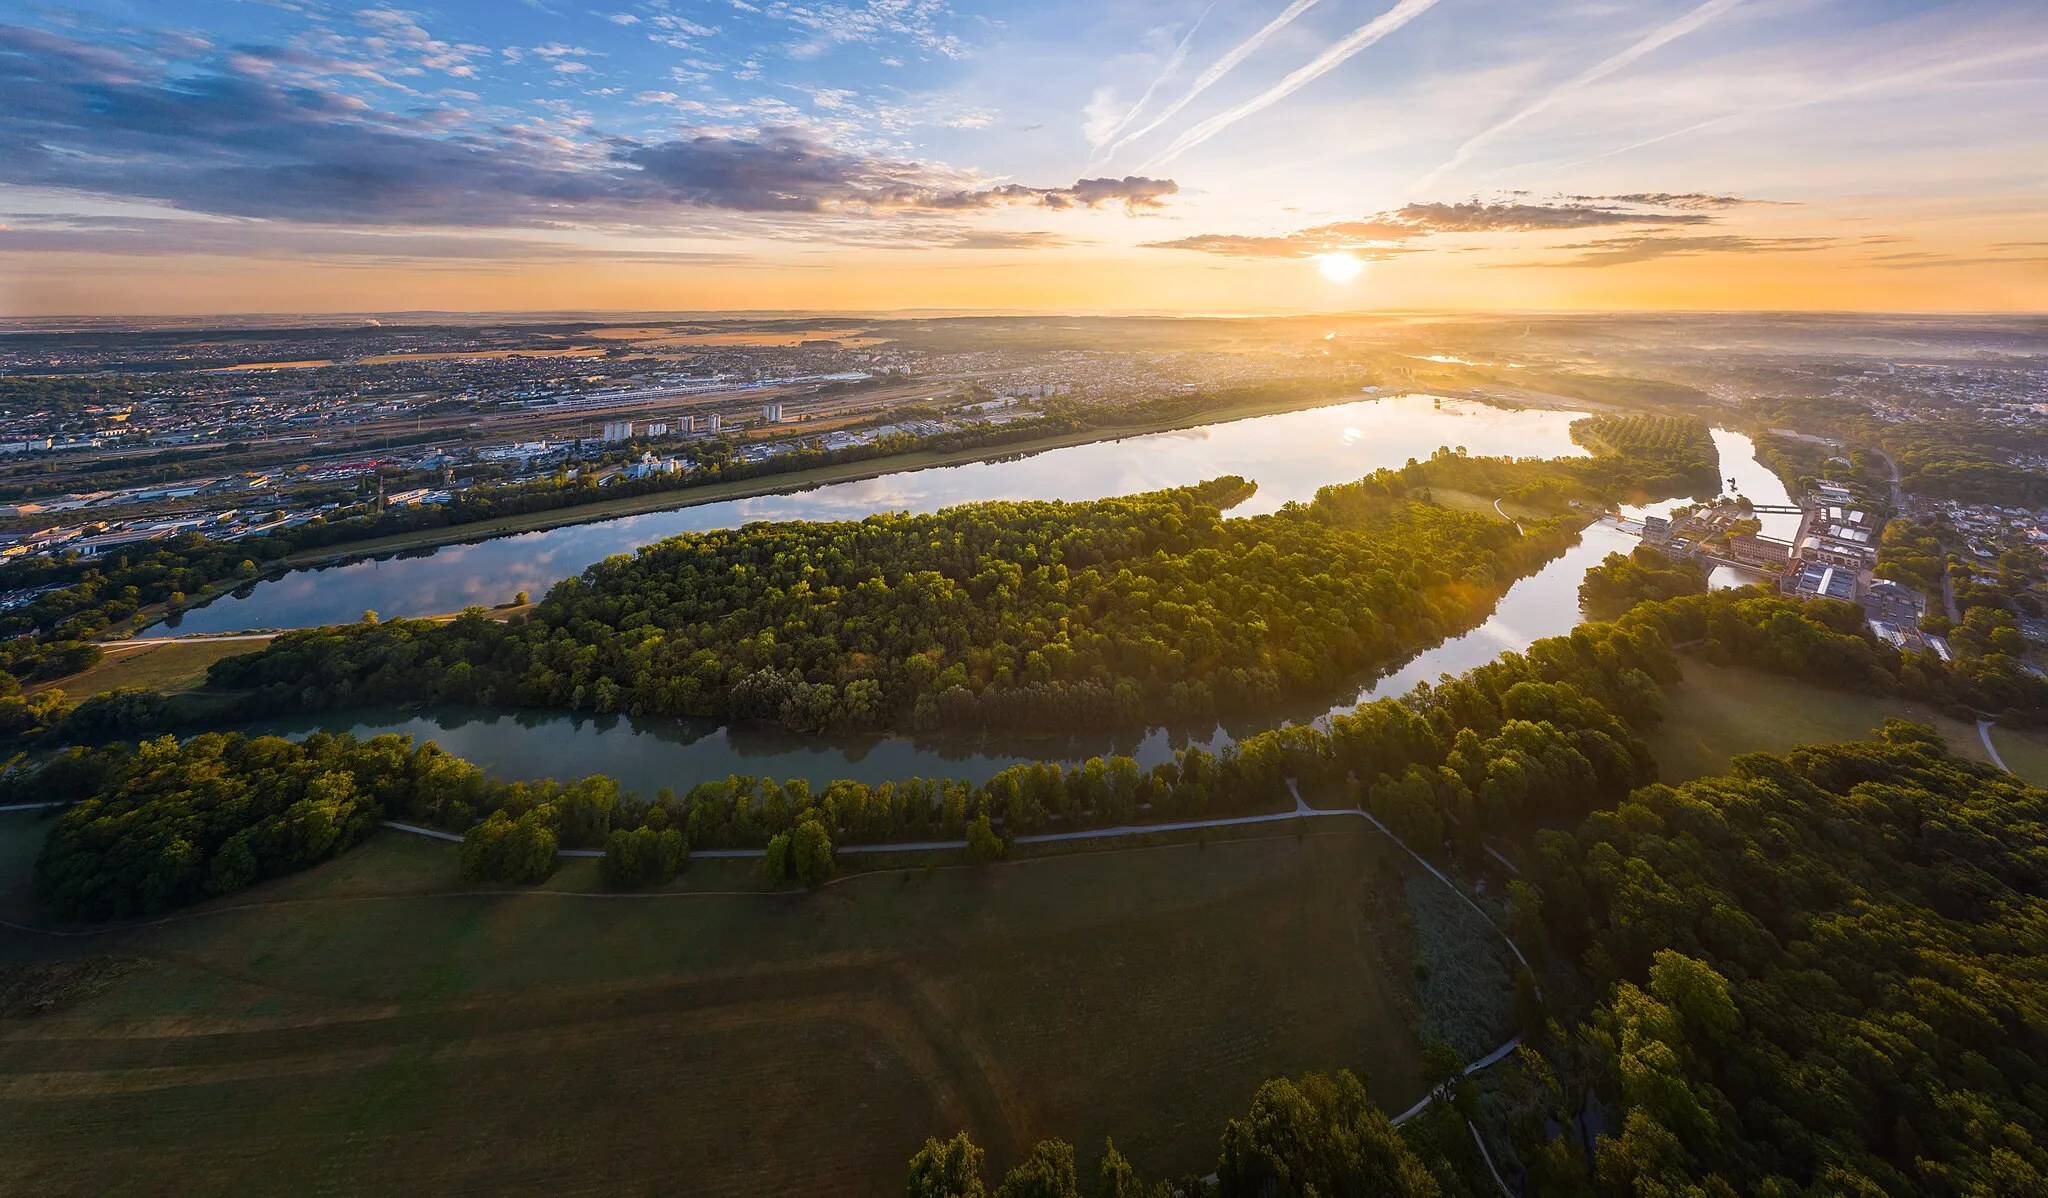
xmin=274 ymin=388 xmax=1380 ymax=565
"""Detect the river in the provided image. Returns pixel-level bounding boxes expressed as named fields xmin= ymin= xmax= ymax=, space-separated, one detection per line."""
xmin=230 ymin=403 xmax=1796 ymax=793
xmin=166 ymin=394 xmax=1590 ymax=634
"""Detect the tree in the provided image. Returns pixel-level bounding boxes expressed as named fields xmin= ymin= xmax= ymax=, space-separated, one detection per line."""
xmin=789 ymin=817 xmax=835 ymax=887
xmin=906 ymin=1131 xmax=987 ymax=1198
xmin=994 ymin=1140 xmax=1079 ymax=1198
xmin=1097 ymin=1139 xmax=1165 ymax=1198
xmin=763 ymin=832 xmax=791 ymax=886
xmin=965 ymin=814 xmax=1005 ymax=864
xmin=1216 ymin=1071 xmax=1441 ymax=1197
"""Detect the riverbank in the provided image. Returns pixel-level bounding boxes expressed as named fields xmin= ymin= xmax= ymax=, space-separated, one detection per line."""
xmin=282 ymin=389 xmax=1378 ymax=567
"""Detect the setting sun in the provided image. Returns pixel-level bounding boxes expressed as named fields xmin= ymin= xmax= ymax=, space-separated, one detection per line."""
xmin=1315 ymin=253 xmax=1365 ymax=284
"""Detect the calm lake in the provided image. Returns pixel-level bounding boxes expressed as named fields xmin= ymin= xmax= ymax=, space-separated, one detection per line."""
xmin=229 ymin=399 xmax=1796 ymax=792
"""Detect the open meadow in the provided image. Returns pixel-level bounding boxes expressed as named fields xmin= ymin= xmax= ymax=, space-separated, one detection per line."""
xmin=1649 ymin=660 xmax=2001 ymax=782
xmin=25 ymin=638 xmax=267 ymax=701
xmin=0 ymin=817 xmax=1425 ymax=1197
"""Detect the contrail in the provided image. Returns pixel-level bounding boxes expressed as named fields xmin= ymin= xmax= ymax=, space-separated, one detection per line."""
xmin=1413 ymin=0 xmax=1746 ymax=192
xmin=1091 ymin=4 xmax=1216 ymax=154
xmin=1554 ymin=38 xmax=2048 ymax=170
xmin=1103 ymin=0 xmax=1330 ymax=163
xmin=1140 ymin=0 xmax=1445 ymax=169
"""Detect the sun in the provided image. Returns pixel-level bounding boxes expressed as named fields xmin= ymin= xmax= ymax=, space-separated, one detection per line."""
xmin=1314 ymin=252 xmax=1364 ymax=284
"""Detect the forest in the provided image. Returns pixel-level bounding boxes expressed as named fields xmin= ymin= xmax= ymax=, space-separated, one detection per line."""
xmin=1747 ymin=396 xmax=2048 ymax=507
xmin=0 ymin=381 xmax=1358 ymax=667
xmin=1567 ymin=415 xmax=1721 ymax=499
xmin=204 ymin=474 xmax=1586 ymax=735
xmin=889 ymin=729 xmax=2048 ymax=1196
xmin=23 ymin=573 xmax=2048 ymax=1194
xmin=1577 ymin=547 xmax=1707 ymax=621
xmin=26 ymin=614 xmax=1672 ymax=908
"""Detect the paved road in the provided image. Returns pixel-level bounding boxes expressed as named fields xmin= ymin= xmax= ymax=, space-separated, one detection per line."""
xmin=1491 ymin=498 xmax=1524 ymax=535
xmin=102 ymin=632 xmax=279 ymax=650
xmin=392 ymin=787 xmax=1352 ymax=862
xmin=1979 ymin=720 xmax=2013 ymax=774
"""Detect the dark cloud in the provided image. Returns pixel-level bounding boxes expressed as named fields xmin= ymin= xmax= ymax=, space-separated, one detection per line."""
xmin=1568 ymin=193 xmax=1759 ymax=210
xmin=1520 ymin=234 xmax=1835 ymax=268
xmin=1143 ymin=195 xmax=1750 ymax=259
xmin=0 ymin=24 xmax=1173 ymax=231
xmin=0 ymin=216 xmax=747 ymax=264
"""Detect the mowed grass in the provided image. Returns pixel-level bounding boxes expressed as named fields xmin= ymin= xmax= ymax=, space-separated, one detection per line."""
xmin=0 ymin=822 xmax=1422 ymax=1197
xmin=1648 ymin=660 xmax=1997 ymax=783
xmin=26 ymin=638 xmax=268 ymax=699
xmin=1986 ymin=724 xmax=2048 ymax=789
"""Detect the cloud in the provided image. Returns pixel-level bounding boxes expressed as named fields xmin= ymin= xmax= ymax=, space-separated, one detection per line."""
xmin=1144 ymin=195 xmax=1738 ymax=257
xmin=940 ymin=230 xmax=1074 ymax=251
xmin=1143 ymin=0 xmax=1445 ymax=168
xmin=0 ymin=215 xmax=748 ymax=265
xmin=626 ymin=136 xmax=1173 ymax=213
xmin=0 ymin=25 xmax=1173 ymax=229
xmin=1568 ymin=192 xmax=1758 ymax=210
xmin=1519 ymin=233 xmax=1833 ymax=267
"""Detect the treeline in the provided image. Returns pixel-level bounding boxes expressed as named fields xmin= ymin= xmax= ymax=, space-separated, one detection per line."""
xmin=207 ymin=475 xmax=1585 ymax=735
xmin=1519 ymin=723 xmax=2048 ymax=1193
xmin=1752 ymin=432 xmax=1891 ymax=511
xmin=1568 ymin=414 xmax=1721 ymax=498
xmin=0 ymin=684 xmax=169 ymax=749
xmin=30 ymin=732 xmax=398 ymax=920
xmin=901 ymin=1067 xmax=1464 ymax=1196
xmin=1619 ymin=587 xmax=2048 ymax=722
xmin=1748 ymin=396 xmax=2048 ymax=507
xmin=26 ymin=612 xmax=1676 ymax=920
xmin=1882 ymin=516 xmax=2045 ymax=622
xmin=0 ymin=393 xmax=1277 ymax=665
xmin=1577 ymin=547 xmax=1707 ymax=620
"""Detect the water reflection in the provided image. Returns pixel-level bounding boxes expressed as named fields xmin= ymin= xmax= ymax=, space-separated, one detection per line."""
xmin=169 ymin=394 xmax=1589 ymax=634
xmin=222 ymin=409 xmax=1794 ymax=791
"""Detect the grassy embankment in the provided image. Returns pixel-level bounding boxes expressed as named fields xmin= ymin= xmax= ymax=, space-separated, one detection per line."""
xmin=0 ymin=817 xmax=1424 ymax=1195
xmin=1646 ymin=659 xmax=2048 ymax=786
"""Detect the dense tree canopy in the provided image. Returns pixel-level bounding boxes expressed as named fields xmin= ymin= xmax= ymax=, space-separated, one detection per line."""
xmin=1579 ymin=548 xmax=1709 ymax=621
xmin=1529 ymin=723 xmax=2048 ymax=1195
xmin=209 ymin=475 xmax=1584 ymax=735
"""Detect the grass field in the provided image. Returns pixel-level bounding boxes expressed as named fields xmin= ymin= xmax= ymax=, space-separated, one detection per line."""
xmin=0 ymin=818 xmax=1423 ymax=1196
xmin=26 ymin=638 xmax=269 ymax=700
xmin=1649 ymin=661 xmax=1997 ymax=782
xmin=1423 ymin=487 xmax=1551 ymax=525
xmin=1986 ymin=724 xmax=2048 ymax=789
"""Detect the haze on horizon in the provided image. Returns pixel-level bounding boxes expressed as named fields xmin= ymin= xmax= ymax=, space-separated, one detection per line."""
xmin=0 ymin=0 xmax=2043 ymax=317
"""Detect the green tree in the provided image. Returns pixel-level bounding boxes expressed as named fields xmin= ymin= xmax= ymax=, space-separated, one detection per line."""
xmin=763 ymin=832 xmax=791 ymax=886
xmin=965 ymin=813 xmax=1005 ymax=864
xmin=789 ymin=817 xmax=835 ymax=887
xmin=994 ymin=1139 xmax=1079 ymax=1198
xmin=1216 ymin=1071 xmax=1441 ymax=1197
xmin=906 ymin=1131 xmax=987 ymax=1198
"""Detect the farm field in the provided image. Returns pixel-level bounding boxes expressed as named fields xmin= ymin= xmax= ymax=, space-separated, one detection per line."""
xmin=0 ymin=818 xmax=1424 ymax=1197
xmin=1648 ymin=660 xmax=1997 ymax=782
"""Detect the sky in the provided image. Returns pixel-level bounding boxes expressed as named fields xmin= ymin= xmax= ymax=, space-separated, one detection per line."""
xmin=0 ymin=0 xmax=2043 ymax=316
